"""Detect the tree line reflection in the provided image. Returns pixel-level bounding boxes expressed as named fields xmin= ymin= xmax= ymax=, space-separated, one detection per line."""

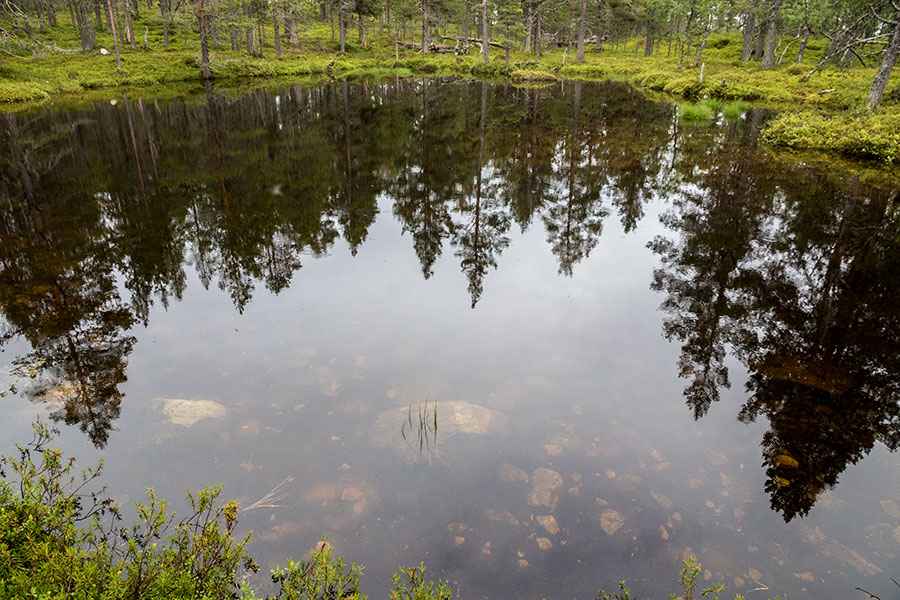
xmin=1 ymin=79 xmax=898 ymax=521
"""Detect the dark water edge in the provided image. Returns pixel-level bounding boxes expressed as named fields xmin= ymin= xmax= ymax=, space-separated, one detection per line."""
xmin=2 ymin=78 xmax=900 ymax=600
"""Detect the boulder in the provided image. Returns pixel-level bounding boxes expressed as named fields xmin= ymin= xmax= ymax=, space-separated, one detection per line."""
xmin=370 ymin=401 xmax=509 ymax=448
xmin=158 ymin=397 xmax=226 ymax=427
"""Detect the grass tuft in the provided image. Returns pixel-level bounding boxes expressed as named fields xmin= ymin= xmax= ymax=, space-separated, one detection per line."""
xmin=723 ymin=100 xmax=750 ymax=120
xmin=679 ymin=103 xmax=714 ymax=121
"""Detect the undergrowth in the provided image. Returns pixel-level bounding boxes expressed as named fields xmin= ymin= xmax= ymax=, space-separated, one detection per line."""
xmin=762 ymin=110 xmax=900 ymax=163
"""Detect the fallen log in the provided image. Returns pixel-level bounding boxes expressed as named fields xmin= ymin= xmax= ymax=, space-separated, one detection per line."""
xmin=398 ymin=41 xmax=457 ymax=53
xmin=441 ymin=35 xmax=505 ymax=50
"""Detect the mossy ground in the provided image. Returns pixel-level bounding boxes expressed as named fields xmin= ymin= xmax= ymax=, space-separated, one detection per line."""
xmin=2 ymin=20 xmax=899 ymax=161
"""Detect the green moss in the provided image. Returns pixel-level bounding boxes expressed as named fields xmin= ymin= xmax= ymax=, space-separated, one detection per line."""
xmin=559 ymin=64 xmax=605 ymax=78
xmin=468 ymin=60 xmax=509 ymax=76
xmin=511 ymin=69 xmax=557 ymax=81
xmin=762 ymin=109 xmax=900 ymax=163
xmin=346 ymin=66 xmax=414 ymax=79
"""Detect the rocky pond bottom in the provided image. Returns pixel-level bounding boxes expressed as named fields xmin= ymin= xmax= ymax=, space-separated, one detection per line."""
xmin=1 ymin=78 xmax=899 ymax=600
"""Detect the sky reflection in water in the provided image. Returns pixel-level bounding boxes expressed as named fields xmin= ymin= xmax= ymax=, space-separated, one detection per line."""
xmin=1 ymin=79 xmax=899 ymax=600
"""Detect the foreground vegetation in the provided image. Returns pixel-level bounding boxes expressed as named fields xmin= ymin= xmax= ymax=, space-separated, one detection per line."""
xmin=0 ymin=421 xmax=760 ymax=599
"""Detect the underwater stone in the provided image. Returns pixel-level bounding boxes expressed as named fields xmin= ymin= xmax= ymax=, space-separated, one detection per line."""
xmin=159 ymin=397 xmax=226 ymax=427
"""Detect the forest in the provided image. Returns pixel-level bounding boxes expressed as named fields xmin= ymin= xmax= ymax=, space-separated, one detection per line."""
xmin=1 ymin=0 xmax=899 ymax=112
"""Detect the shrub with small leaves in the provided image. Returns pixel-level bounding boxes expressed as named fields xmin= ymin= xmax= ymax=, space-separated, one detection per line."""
xmin=0 ymin=420 xmax=258 ymax=599
xmin=390 ymin=563 xmax=453 ymax=600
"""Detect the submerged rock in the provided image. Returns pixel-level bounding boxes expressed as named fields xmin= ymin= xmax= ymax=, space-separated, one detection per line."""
xmin=369 ymin=401 xmax=509 ymax=448
xmin=536 ymin=515 xmax=559 ymax=535
xmin=880 ymin=499 xmax=900 ymax=520
xmin=528 ymin=468 xmax=563 ymax=510
xmin=599 ymin=509 xmax=624 ymax=535
xmin=158 ymin=397 xmax=226 ymax=427
xmin=499 ymin=463 xmax=529 ymax=483
xmin=486 ymin=508 xmax=520 ymax=525
xmin=650 ymin=490 xmax=673 ymax=510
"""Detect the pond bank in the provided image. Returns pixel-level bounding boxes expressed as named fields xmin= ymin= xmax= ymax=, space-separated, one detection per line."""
xmin=2 ymin=29 xmax=899 ymax=162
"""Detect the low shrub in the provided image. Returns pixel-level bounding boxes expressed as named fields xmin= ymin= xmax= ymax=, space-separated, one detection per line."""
xmin=598 ymin=557 xmax=743 ymax=600
xmin=0 ymin=421 xmax=457 ymax=600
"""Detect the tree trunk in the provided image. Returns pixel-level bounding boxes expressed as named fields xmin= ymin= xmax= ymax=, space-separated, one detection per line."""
xmin=535 ymin=5 xmax=541 ymax=55
xmin=75 ymin=0 xmax=96 ymax=51
xmin=741 ymin=0 xmax=756 ymax=61
xmin=196 ymin=0 xmax=210 ymax=78
xmin=105 ymin=0 xmax=121 ymax=68
xmin=481 ymin=0 xmax=488 ymax=64
xmin=760 ymin=0 xmax=783 ymax=69
xmin=339 ymin=1 xmax=345 ymax=51
xmin=46 ymin=0 xmax=57 ymax=25
xmin=112 ymin=0 xmax=123 ymax=47
xmin=161 ymin=0 xmax=169 ymax=45
xmin=678 ymin=5 xmax=694 ymax=68
xmin=866 ymin=13 xmax=900 ymax=110
xmin=644 ymin=10 xmax=653 ymax=56
xmin=123 ymin=0 xmax=135 ymax=48
xmin=422 ymin=0 xmax=429 ymax=53
xmin=287 ymin=18 xmax=297 ymax=46
xmin=692 ymin=19 xmax=710 ymax=67
xmin=754 ymin=18 xmax=765 ymax=58
xmin=273 ymin=1 xmax=281 ymax=57
xmin=576 ymin=0 xmax=586 ymax=63
xmin=246 ymin=23 xmax=255 ymax=56
xmin=796 ymin=29 xmax=809 ymax=63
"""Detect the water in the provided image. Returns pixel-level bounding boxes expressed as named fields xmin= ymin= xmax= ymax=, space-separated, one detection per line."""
xmin=2 ymin=78 xmax=899 ymax=600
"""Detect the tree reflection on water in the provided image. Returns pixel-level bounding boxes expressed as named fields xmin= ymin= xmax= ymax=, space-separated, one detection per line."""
xmin=1 ymin=80 xmax=898 ymax=523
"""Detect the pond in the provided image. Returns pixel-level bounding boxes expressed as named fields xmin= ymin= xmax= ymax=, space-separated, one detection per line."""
xmin=1 ymin=78 xmax=899 ymax=600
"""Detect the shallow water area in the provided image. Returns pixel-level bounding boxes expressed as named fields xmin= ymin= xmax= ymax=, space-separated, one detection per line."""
xmin=2 ymin=78 xmax=899 ymax=600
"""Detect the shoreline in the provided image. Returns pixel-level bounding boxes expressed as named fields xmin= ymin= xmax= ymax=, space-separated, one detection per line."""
xmin=2 ymin=30 xmax=898 ymax=163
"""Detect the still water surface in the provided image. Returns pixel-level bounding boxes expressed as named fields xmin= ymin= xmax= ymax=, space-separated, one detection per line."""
xmin=2 ymin=79 xmax=899 ymax=599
